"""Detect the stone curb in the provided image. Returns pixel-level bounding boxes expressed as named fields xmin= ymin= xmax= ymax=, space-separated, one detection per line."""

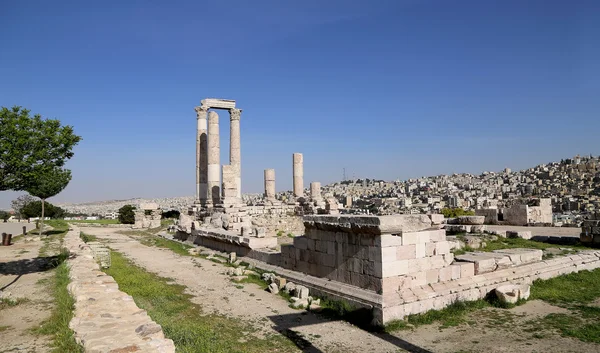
xmin=65 ymin=226 xmax=175 ymax=353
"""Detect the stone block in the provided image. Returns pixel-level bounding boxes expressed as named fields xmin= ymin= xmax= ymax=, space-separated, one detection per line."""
xmin=455 ymin=253 xmax=498 ymax=274
xmin=425 ymin=243 xmax=436 ymax=256
xmin=397 ymin=245 xmax=417 ymax=260
xmin=434 ymin=241 xmax=450 ymax=255
xmin=506 ymin=231 xmax=532 ymax=240
xmin=457 ymin=216 xmax=485 ymax=225
xmin=368 ymin=246 xmax=382 ymax=262
xmin=382 ymin=247 xmax=398 ymax=262
xmin=382 ymin=275 xmax=412 ymax=293
xmin=293 ymin=236 xmax=308 ymax=250
xmin=327 ymin=241 xmax=336 ymax=255
xmin=401 ymin=230 xmax=431 ymax=245
xmin=409 ymin=271 xmax=427 ymax=287
xmin=429 ymin=214 xmax=445 ymax=225
xmin=450 ymin=264 xmax=461 ymax=280
xmin=379 ymin=234 xmax=404 ymax=247
xmin=382 ymin=260 xmax=409 ymax=277
xmin=459 ymin=262 xmax=475 ymax=278
xmin=428 ymin=229 xmax=447 ymax=242
xmin=438 ymin=266 xmax=453 ymax=282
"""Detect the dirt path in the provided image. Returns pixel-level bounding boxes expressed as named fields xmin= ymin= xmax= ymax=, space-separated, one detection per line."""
xmin=0 ymin=237 xmax=57 ymax=353
xmin=86 ymin=227 xmax=600 ymax=353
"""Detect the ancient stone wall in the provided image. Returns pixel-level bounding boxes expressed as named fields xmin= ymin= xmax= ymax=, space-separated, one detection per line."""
xmin=64 ymin=227 xmax=175 ymax=352
xmin=502 ymin=204 xmax=528 ymax=226
xmin=475 ymin=208 xmax=499 ymax=225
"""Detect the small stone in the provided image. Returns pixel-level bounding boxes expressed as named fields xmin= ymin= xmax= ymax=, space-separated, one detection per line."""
xmin=294 ymin=286 xmax=309 ymax=299
xmin=495 ymin=284 xmax=530 ymax=304
xmin=268 ymin=282 xmax=279 ymax=294
xmin=273 ymin=276 xmax=286 ymax=288
xmin=135 ymin=323 xmax=162 ymax=337
xmin=291 ymin=299 xmax=309 ymax=309
xmin=283 ymin=282 xmax=296 ymax=294
xmin=234 ymin=267 xmax=244 ymax=276
xmin=228 ymin=252 xmax=237 ymax=263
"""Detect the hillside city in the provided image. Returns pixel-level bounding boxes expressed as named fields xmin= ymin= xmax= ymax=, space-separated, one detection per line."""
xmin=44 ymin=154 xmax=599 ymax=226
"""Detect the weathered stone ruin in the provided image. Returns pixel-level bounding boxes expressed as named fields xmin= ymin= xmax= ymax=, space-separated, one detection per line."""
xmin=476 ymin=198 xmax=552 ymax=226
xmin=171 ymin=98 xmax=600 ymax=326
xmin=133 ymin=203 xmax=162 ymax=229
xmin=581 ymin=211 xmax=600 ymax=245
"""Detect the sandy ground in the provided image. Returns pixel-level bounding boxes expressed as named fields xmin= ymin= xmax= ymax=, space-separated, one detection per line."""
xmin=0 ymin=237 xmax=55 ymax=353
xmin=83 ymin=227 xmax=600 ymax=353
xmin=0 ymin=222 xmax=36 ymax=236
xmin=487 ymin=225 xmax=581 ymax=238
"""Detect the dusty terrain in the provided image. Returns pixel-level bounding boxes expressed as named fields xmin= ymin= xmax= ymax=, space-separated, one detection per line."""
xmin=0 ymin=236 xmax=56 ymax=353
xmin=83 ymin=227 xmax=600 ymax=353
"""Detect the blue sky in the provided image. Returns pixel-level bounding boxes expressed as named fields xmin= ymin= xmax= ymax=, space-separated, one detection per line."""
xmin=1 ymin=0 xmax=598 ymax=208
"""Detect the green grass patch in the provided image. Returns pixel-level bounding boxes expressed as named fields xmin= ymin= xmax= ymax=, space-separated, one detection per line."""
xmin=103 ymin=251 xmax=297 ymax=353
xmin=530 ymin=269 xmax=600 ymax=305
xmin=68 ymin=219 xmax=120 ymax=224
xmin=235 ymin=274 xmax=269 ymax=290
xmin=527 ymin=313 xmax=600 ymax=344
xmin=79 ymin=232 xmax=97 ymax=243
xmin=141 ymin=236 xmax=193 ymax=256
xmin=34 ymin=259 xmax=82 ymax=352
xmin=0 ymin=325 xmax=10 ymax=332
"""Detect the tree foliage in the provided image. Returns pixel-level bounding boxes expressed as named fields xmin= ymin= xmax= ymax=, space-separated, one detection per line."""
xmin=118 ymin=205 xmax=136 ymax=224
xmin=11 ymin=194 xmax=38 ymax=219
xmin=25 ymin=166 xmax=72 ymax=236
xmin=162 ymin=210 xmax=180 ymax=219
xmin=0 ymin=106 xmax=82 ymax=191
xmin=441 ymin=207 xmax=475 ymax=218
xmin=20 ymin=200 xmax=65 ymax=219
xmin=0 ymin=211 xmax=10 ymax=222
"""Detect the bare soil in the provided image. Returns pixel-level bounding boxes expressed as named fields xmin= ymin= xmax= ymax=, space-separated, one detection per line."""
xmin=0 ymin=237 xmax=55 ymax=353
xmin=82 ymin=227 xmax=600 ymax=353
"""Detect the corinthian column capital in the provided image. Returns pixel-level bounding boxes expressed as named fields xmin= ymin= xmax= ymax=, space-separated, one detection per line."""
xmin=194 ymin=105 xmax=209 ymax=118
xmin=229 ymin=108 xmax=242 ymax=121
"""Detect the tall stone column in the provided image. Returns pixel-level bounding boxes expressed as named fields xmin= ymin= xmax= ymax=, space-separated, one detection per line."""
xmin=310 ymin=182 xmax=322 ymax=201
xmin=264 ymin=169 xmax=276 ymax=200
xmin=207 ymin=111 xmax=220 ymax=205
xmin=194 ymin=105 xmax=208 ymax=205
xmin=229 ymin=108 xmax=242 ymax=200
xmin=293 ymin=153 xmax=304 ymax=198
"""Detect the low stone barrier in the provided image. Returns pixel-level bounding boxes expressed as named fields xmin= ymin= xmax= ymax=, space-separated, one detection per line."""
xmin=64 ymin=227 xmax=175 ymax=352
xmin=72 ymin=223 xmax=132 ymax=228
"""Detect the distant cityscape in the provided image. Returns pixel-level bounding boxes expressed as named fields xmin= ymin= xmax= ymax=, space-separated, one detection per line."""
xmin=9 ymin=154 xmax=598 ymax=226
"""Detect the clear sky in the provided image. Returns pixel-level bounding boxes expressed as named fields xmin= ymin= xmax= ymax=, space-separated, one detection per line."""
xmin=1 ymin=0 xmax=599 ymax=208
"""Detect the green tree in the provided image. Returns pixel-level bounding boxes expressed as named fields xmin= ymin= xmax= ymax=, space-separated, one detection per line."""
xmin=0 ymin=211 xmax=9 ymax=222
xmin=0 ymin=106 xmax=82 ymax=191
xmin=20 ymin=200 xmax=65 ymax=219
xmin=10 ymin=194 xmax=37 ymax=220
xmin=118 ymin=205 xmax=136 ymax=224
xmin=441 ymin=207 xmax=475 ymax=218
xmin=25 ymin=167 xmax=71 ymax=236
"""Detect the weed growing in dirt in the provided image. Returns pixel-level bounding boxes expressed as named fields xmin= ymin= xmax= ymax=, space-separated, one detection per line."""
xmin=33 ymin=258 xmax=82 ymax=352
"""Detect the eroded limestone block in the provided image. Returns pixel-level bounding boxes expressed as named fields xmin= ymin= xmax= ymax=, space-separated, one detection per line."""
xmin=457 ymin=216 xmax=485 ymax=225
xmin=506 ymin=231 xmax=532 ymax=240
xmin=495 ymin=284 xmax=530 ymax=304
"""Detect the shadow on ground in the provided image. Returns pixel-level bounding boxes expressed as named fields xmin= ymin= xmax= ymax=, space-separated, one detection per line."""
xmin=0 ymin=255 xmax=67 ymax=290
xmin=269 ymin=311 xmax=434 ymax=353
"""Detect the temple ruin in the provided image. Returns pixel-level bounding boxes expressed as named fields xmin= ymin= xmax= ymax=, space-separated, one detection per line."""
xmin=175 ymin=99 xmax=600 ymax=326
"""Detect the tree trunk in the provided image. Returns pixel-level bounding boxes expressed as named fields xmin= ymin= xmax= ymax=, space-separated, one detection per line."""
xmin=39 ymin=199 xmax=45 ymax=237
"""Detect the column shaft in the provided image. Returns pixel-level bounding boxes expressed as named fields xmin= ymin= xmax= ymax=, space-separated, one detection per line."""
xmin=194 ymin=105 xmax=208 ymax=204
xmin=207 ymin=111 xmax=220 ymax=205
xmin=293 ymin=153 xmax=304 ymax=198
xmin=264 ymin=169 xmax=276 ymax=200
xmin=310 ymin=182 xmax=322 ymax=201
xmin=229 ymin=108 xmax=242 ymax=200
